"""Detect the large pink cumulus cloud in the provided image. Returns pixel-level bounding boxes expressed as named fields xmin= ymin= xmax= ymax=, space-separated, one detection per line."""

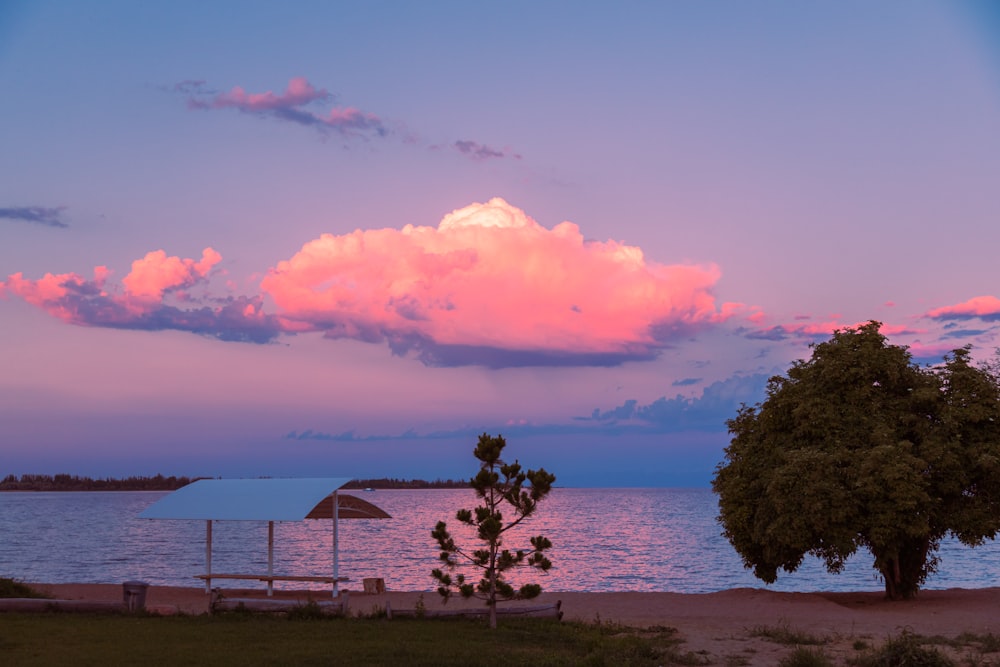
xmin=260 ymin=198 xmax=745 ymax=366
xmin=0 ymin=248 xmax=279 ymax=343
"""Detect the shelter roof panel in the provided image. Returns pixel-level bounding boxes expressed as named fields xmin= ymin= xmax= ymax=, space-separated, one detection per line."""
xmin=138 ymin=478 xmax=353 ymax=521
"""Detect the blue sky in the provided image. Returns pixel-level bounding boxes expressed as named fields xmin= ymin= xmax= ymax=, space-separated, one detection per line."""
xmin=2 ymin=1 xmax=999 ymax=486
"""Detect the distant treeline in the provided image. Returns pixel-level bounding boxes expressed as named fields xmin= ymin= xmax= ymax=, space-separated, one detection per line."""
xmin=0 ymin=474 xmax=200 ymax=492
xmin=0 ymin=474 xmax=469 ymax=491
xmin=343 ymin=478 xmax=470 ymax=490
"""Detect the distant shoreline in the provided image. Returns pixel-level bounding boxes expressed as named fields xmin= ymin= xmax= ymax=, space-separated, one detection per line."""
xmin=0 ymin=474 xmax=470 ymax=492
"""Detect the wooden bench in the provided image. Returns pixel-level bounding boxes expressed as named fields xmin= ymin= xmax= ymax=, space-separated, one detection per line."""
xmin=196 ymin=573 xmax=349 ymax=596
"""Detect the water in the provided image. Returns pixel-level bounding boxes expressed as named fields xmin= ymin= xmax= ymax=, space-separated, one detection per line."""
xmin=2 ymin=488 xmax=999 ymax=593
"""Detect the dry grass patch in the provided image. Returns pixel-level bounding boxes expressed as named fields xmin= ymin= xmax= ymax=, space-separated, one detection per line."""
xmin=748 ymin=624 xmax=829 ymax=646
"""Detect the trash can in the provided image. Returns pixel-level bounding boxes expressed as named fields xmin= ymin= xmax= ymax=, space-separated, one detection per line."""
xmin=123 ymin=581 xmax=149 ymax=612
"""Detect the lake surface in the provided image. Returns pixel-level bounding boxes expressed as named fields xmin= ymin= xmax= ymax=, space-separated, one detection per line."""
xmin=2 ymin=488 xmax=999 ymax=593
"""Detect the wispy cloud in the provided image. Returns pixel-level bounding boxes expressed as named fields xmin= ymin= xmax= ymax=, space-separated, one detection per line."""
xmin=453 ymin=140 xmax=521 ymax=161
xmin=184 ymin=76 xmax=387 ymax=138
xmin=741 ymin=315 xmax=982 ymax=365
xmin=743 ymin=318 xmax=920 ymax=343
xmin=284 ymin=372 xmax=771 ymax=443
xmin=579 ymin=374 xmax=769 ymax=432
xmin=0 ymin=206 xmax=68 ymax=228
xmin=926 ymin=296 xmax=1000 ymax=322
xmin=172 ymin=79 xmax=211 ymax=95
xmin=178 ymin=77 xmax=520 ymax=160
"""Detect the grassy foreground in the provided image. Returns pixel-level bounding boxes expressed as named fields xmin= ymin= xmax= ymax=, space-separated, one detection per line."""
xmin=0 ymin=612 xmax=688 ymax=667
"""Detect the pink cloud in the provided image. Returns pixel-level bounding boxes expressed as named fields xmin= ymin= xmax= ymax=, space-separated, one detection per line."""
xmin=1 ymin=249 xmax=278 ymax=343
xmin=22 ymin=199 xmax=990 ymax=370
xmin=905 ymin=339 xmax=968 ymax=360
xmin=260 ymin=198 xmax=742 ymax=365
xmin=212 ymin=77 xmax=330 ymax=111
xmin=184 ymin=76 xmax=387 ymax=138
xmin=1 ymin=269 xmax=106 ymax=322
xmin=926 ymin=296 xmax=1000 ymax=321
xmin=3 ymin=200 xmax=760 ymax=366
xmin=322 ymin=107 xmax=386 ymax=134
xmin=122 ymin=248 xmax=221 ymax=300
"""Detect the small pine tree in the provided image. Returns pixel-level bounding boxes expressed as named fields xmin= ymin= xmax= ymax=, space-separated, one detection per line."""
xmin=431 ymin=433 xmax=555 ymax=629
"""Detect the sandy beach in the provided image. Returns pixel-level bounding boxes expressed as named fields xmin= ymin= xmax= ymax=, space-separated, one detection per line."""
xmin=26 ymin=583 xmax=1000 ymax=665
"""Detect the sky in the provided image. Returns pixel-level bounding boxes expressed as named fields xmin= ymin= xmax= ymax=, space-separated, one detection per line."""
xmin=2 ymin=1 xmax=999 ymax=487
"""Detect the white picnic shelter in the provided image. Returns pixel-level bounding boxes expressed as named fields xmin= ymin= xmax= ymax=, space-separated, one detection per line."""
xmin=139 ymin=477 xmax=390 ymax=597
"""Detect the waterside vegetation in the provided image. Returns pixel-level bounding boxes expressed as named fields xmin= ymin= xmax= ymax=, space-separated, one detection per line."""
xmin=345 ymin=478 xmax=470 ymax=490
xmin=0 ymin=577 xmax=49 ymax=599
xmin=0 ymin=474 xmax=469 ymax=492
xmin=0 ymin=474 xmax=201 ymax=492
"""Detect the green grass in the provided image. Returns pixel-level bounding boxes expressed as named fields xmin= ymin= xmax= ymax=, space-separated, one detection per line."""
xmin=0 ymin=613 xmax=685 ymax=667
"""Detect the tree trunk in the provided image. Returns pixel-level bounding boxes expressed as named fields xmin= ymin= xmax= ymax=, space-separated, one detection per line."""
xmin=876 ymin=538 xmax=930 ymax=600
xmin=488 ymin=551 xmax=498 ymax=630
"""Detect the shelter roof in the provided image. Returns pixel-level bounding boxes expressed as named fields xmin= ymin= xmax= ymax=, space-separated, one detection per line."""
xmin=138 ymin=477 xmax=354 ymax=521
xmin=307 ymin=493 xmax=390 ymax=520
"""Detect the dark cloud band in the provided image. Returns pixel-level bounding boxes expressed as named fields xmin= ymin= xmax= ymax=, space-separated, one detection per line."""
xmin=0 ymin=206 xmax=68 ymax=228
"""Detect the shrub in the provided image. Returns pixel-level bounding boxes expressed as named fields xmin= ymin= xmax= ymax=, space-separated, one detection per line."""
xmin=779 ymin=647 xmax=835 ymax=667
xmin=854 ymin=632 xmax=955 ymax=667
xmin=749 ymin=624 xmax=827 ymax=646
xmin=0 ymin=577 xmax=48 ymax=599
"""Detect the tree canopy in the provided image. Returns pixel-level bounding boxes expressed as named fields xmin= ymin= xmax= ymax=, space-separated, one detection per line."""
xmin=713 ymin=321 xmax=1000 ymax=599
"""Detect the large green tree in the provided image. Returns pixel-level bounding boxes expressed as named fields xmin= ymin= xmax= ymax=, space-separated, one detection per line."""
xmin=713 ymin=322 xmax=1000 ymax=600
xmin=432 ymin=433 xmax=555 ymax=628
